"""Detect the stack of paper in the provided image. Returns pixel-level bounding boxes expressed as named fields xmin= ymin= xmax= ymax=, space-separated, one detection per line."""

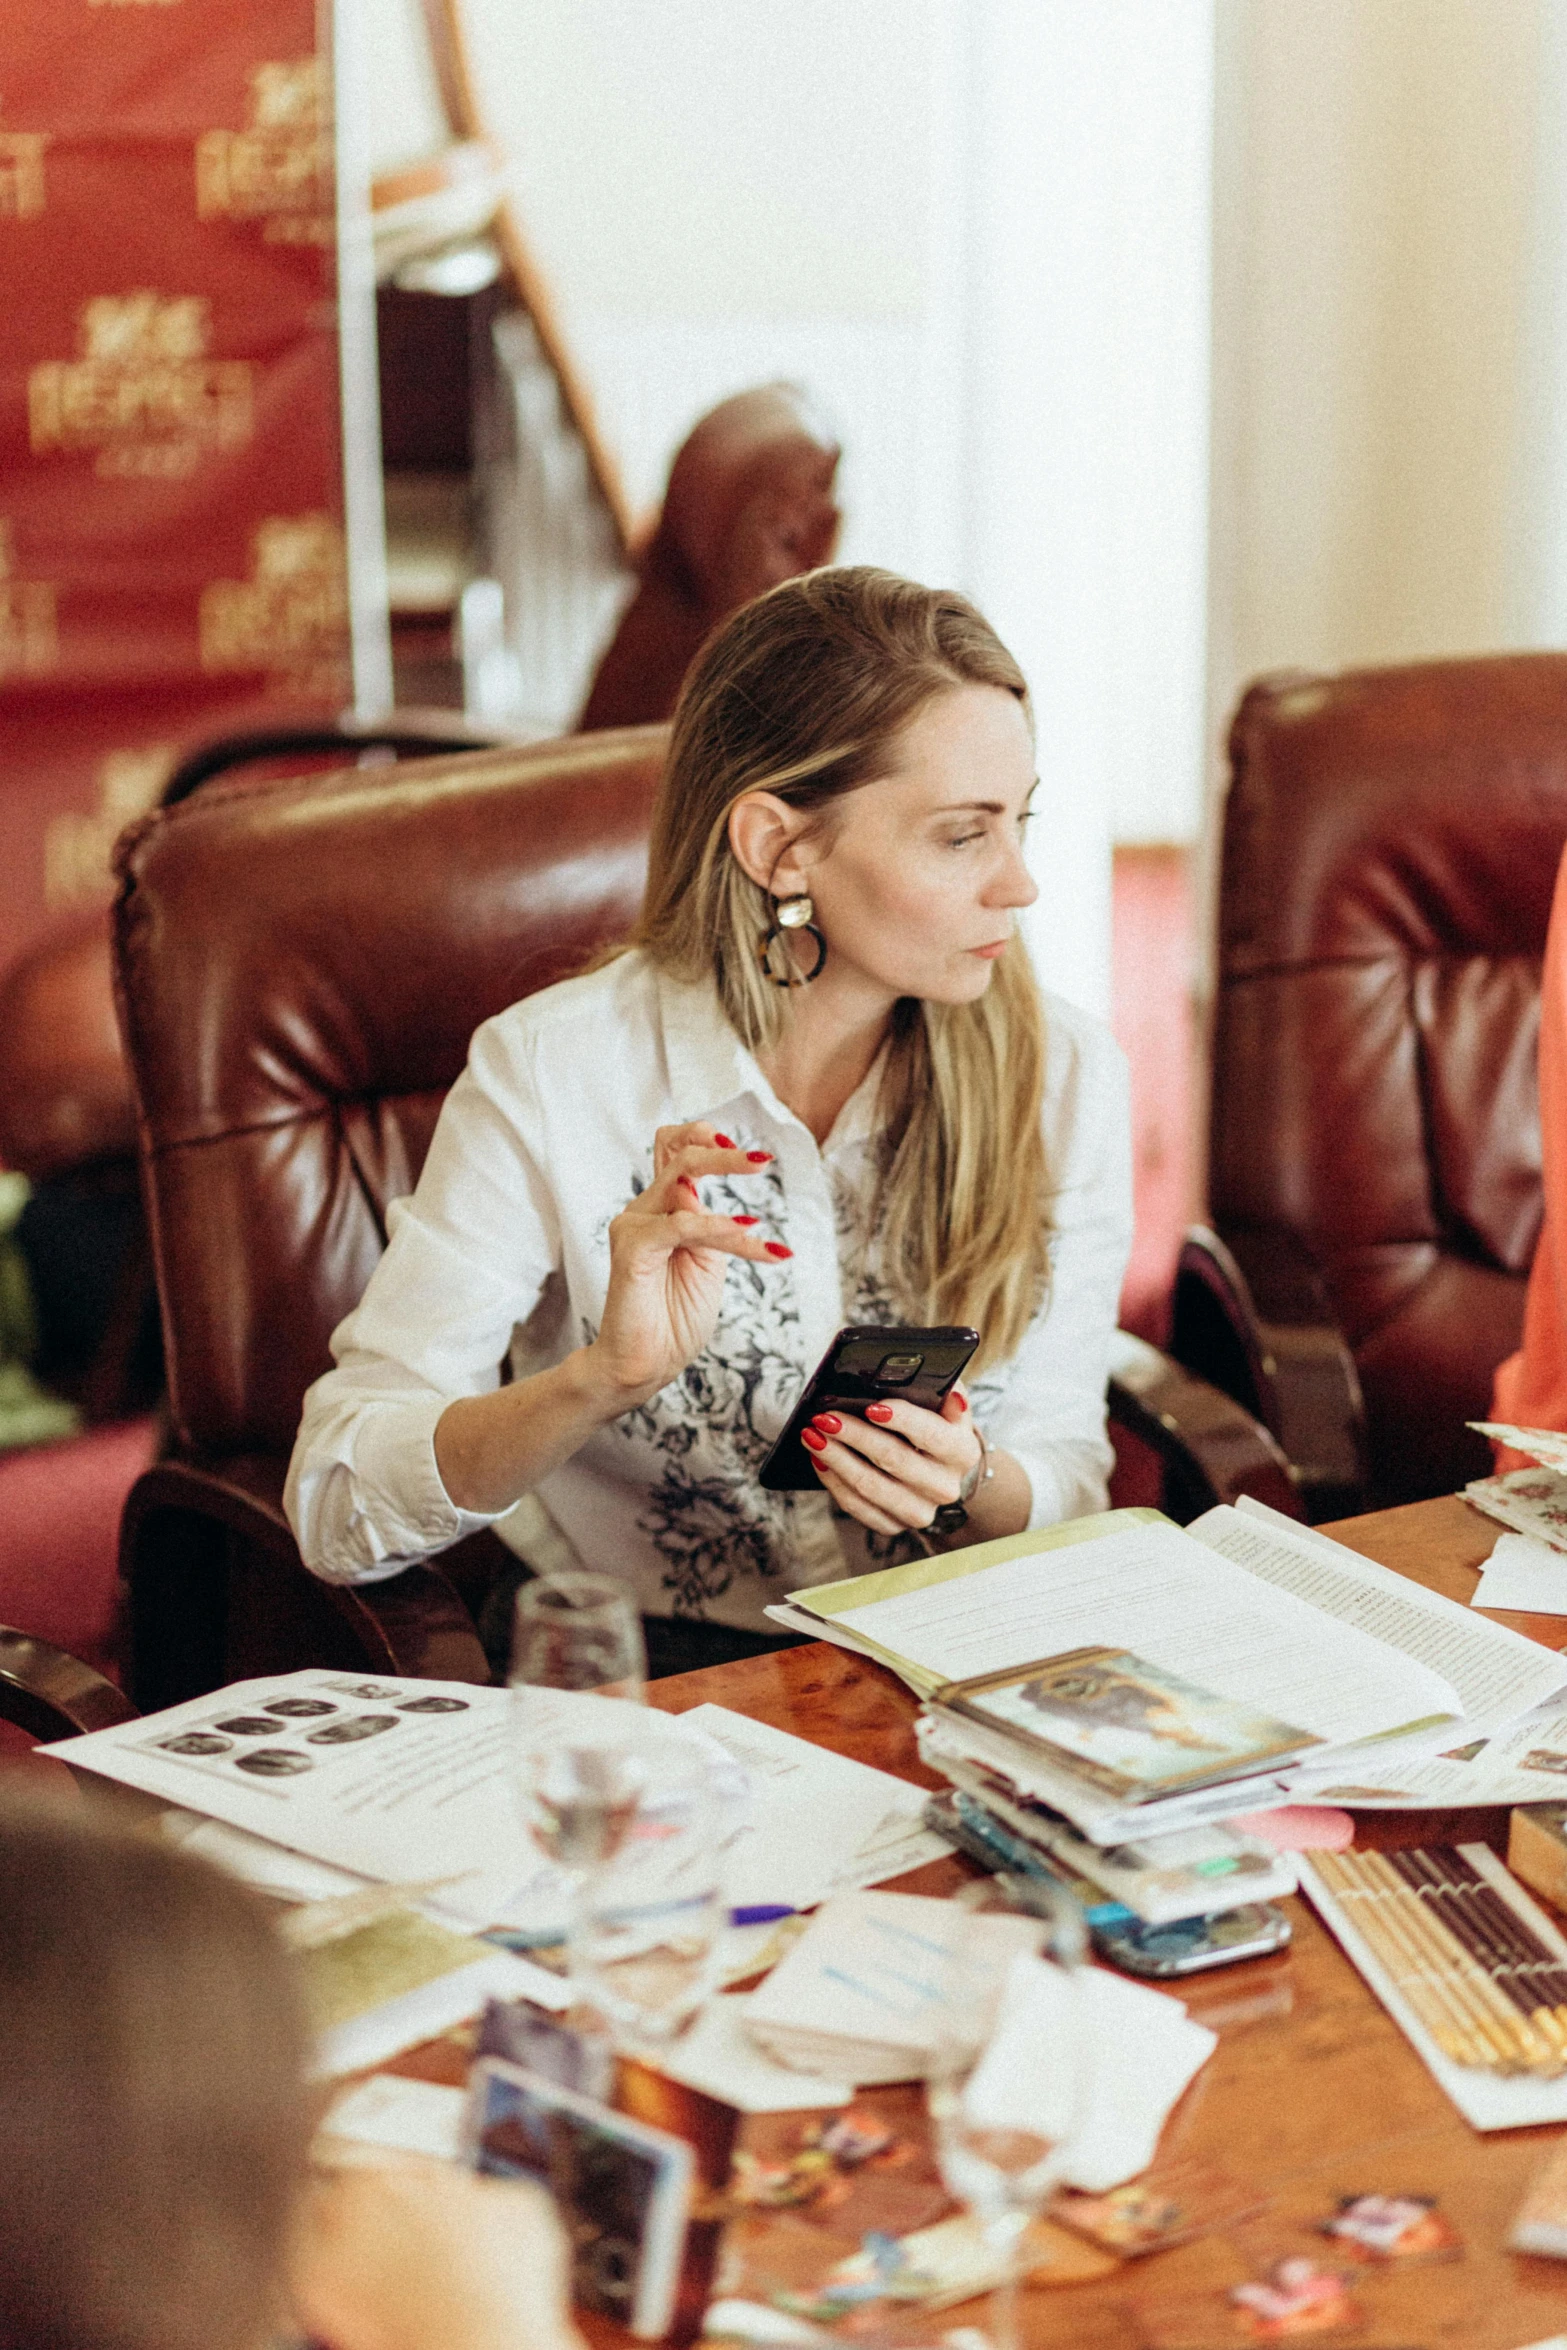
xmin=916 ymin=1765 xmax=1298 ymax=1925
xmin=1470 ymin=1533 xmax=1567 ymax=1614
xmin=741 ymin=1890 xmax=1038 ymax=2083
xmin=1467 ymin=1422 xmax=1567 ymax=1560
xmin=738 ymin=1892 xmax=1217 ymax=2189
xmin=770 ymin=1497 xmax=1567 ymax=1885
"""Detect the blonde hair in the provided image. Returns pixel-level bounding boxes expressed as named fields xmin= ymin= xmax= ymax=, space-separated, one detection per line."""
xmin=636 ymin=565 xmax=1050 ymax=1370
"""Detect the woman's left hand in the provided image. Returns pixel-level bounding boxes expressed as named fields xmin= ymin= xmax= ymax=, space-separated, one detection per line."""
xmin=801 ymin=1386 xmax=980 ymax=1535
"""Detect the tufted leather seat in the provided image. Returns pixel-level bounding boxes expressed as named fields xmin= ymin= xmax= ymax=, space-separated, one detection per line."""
xmin=578 ymin=384 xmax=841 ymax=733
xmin=113 ymin=726 xmax=665 ymax=1706
xmin=1173 ymin=654 xmax=1567 ymax=1517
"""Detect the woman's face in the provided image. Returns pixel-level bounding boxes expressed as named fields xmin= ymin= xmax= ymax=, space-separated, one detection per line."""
xmin=790 ymin=684 xmax=1039 ymax=1008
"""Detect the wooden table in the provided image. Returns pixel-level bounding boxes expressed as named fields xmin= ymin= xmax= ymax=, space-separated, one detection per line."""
xmin=426 ymin=1497 xmax=1567 ymax=2349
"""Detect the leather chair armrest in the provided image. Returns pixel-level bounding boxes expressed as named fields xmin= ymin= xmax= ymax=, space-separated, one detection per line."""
xmin=0 ymin=1626 xmax=139 ymax=1740
xmin=120 ymin=1456 xmax=491 ymax=1709
xmin=1170 ymin=1226 xmax=1368 ymax=1520
xmin=1108 ymin=1327 xmax=1304 ymax=1522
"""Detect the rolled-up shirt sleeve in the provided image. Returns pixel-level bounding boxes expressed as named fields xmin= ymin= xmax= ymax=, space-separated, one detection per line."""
xmin=978 ymin=1003 xmax=1134 ymax=1529
xmin=285 ymin=1018 xmax=563 ymax=1584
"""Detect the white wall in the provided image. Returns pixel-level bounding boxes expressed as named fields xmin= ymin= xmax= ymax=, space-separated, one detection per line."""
xmin=362 ymin=0 xmax=1226 ymax=1014
xmin=1209 ymin=0 xmax=1562 ymax=728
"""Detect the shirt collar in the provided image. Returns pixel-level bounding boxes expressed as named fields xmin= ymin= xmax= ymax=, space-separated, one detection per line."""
xmin=652 ymin=959 xmax=889 ymax=1160
xmin=653 ymin=964 xmax=801 ymax=1138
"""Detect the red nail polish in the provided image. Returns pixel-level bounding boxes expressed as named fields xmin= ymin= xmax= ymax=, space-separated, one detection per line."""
xmin=953 ymin=1392 xmax=969 ymax=1411
xmin=714 ymin=1132 xmax=736 ymax=1150
xmin=732 ymin=1215 xmax=759 ymax=1226
xmin=765 ymin=1241 xmax=793 ymax=1259
xmin=865 ymin=1401 xmax=894 ymax=1423
xmin=801 ymin=1426 xmax=827 ymax=1452
xmin=813 ymin=1413 xmax=842 ymax=1435
xmin=746 ymin=1149 xmax=773 ymax=1163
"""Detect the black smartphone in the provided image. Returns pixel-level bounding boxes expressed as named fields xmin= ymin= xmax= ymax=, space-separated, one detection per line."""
xmin=758 ymin=1323 xmax=980 ymax=1491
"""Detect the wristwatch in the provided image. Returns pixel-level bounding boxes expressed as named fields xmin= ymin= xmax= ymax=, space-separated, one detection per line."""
xmin=929 ymin=1424 xmax=991 ymax=1539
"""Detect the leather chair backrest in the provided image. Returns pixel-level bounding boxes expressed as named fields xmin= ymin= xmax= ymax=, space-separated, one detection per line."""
xmin=113 ymin=727 xmax=665 ymax=1459
xmin=1214 ymin=656 xmax=1567 ymax=1408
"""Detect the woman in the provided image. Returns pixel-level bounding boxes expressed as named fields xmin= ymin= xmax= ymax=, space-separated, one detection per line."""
xmin=1493 ymin=838 xmax=1567 ymax=1452
xmin=286 ymin=568 xmax=1132 ymax=1672
xmin=0 ymin=1789 xmax=580 ymax=2350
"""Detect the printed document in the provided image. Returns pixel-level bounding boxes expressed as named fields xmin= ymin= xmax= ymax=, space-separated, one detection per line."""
xmin=48 ymin=1670 xmax=939 ymax=1926
xmin=823 ymin=1517 xmax=1461 ymax=1750
xmin=1199 ymin=1498 xmax=1567 ymax=1734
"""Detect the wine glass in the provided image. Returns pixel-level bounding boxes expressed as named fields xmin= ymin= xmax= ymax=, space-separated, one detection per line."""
xmin=567 ymin=1741 xmax=728 ymax=2047
xmin=508 ymin=1571 xmax=649 ymax=1902
xmin=925 ymin=1879 xmax=1088 ymax=2350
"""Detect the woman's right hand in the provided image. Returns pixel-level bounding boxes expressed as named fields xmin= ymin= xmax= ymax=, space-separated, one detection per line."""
xmin=587 ymin=1124 xmax=789 ymax=1408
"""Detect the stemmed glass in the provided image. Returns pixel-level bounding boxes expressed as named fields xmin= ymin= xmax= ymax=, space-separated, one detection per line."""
xmin=567 ymin=1742 xmax=729 ymax=2047
xmin=508 ymin=1570 xmax=649 ymax=1906
xmin=508 ymin=1572 xmax=726 ymax=2046
xmin=925 ymin=1879 xmax=1089 ymax=2350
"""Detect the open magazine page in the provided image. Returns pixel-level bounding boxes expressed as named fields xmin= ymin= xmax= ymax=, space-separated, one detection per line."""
xmin=1288 ymin=1688 xmax=1567 ymax=1809
xmin=1188 ymin=1499 xmax=1567 ymax=1736
xmin=825 ymin=1517 xmax=1461 ymax=1750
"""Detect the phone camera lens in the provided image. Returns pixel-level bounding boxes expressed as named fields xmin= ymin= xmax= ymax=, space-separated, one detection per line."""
xmin=877 ymin=1353 xmax=923 ymax=1383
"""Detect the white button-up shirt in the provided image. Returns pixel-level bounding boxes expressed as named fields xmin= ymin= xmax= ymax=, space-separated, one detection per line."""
xmin=285 ymin=951 xmax=1133 ymax=1630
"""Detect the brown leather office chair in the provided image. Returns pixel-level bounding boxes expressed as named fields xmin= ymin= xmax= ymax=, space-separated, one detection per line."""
xmin=109 ymin=724 xmax=1293 ymax=1711
xmin=578 ymin=384 xmax=841 ymax=733
xmin=0 ymin=1626 xmax=137 ymax=1742
xmin=1172 ymin=654 xmax=1567 ymax=1520
xmin=113 ymin=727 xmax=665 ymax=1709
xmin=0 ymin=712 xmax=515 ymax=1426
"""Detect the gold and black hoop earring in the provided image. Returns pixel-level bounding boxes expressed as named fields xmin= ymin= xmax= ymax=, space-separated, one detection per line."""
xmin=759 ymin=892 xmax=828 ymax=986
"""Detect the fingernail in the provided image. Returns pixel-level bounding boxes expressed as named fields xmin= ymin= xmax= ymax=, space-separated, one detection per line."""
xmin=680 ymin=1177 xmax=699 ymax=1196
xmin=865 ymin=1401 xmax=894 ymax=1423
xmin=714 ymin=1132 xmax=736 ymax=1150
xmin=953 ymin=1392 xmax=969 ymax=1411
xmin=765 ymin=1241 xmax=793 ymax=1259
xmin=732 ymin=1215 xmax=759 ymax=1226
xmin=746 ymin=1149 xmax=773 ymax=1163
xmin=812 ymin=1413 xmax=842 ymax=1435
xmin=801 ymin=1426 xmax=828 ymax=1452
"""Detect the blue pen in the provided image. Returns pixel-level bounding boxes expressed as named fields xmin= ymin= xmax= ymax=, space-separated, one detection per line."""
xmin=728 ymin=1902 xmax=799 ymax=1927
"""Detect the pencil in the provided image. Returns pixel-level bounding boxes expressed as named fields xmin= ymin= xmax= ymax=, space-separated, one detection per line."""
xmin=1406 ymin=1848 xmax=1567 ymax=2048
xmin=1315 ymin=1852 xmax=1518 ymax=2070
xmin=1387 ymin=1851 xmax=1567 ymax=2059
xmin=1351 ymin=1852 xmax=1560 ymax=2073
xmin=1426 ymin=1848 xmax=1567 ymax=2002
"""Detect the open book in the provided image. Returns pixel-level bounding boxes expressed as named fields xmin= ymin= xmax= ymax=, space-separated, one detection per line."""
xmin=766 ymin=1500 xmax=1567 ymax=1841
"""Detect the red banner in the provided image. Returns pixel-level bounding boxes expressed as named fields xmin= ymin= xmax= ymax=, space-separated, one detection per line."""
xmin=0 ymin=0 xmax=349 ymax=965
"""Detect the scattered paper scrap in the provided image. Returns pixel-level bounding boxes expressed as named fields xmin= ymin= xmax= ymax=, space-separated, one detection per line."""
xmin=1320 ymin=2190 xmax=1460 ymax=2263
xmin=1472 ymin=1533 xmax=1567 ymax=1616
xmin=1230 ymin=2257 xmax=1362 ymax=2340
xmin=1470 ymin=1423 xmax=1567 ymax=1475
